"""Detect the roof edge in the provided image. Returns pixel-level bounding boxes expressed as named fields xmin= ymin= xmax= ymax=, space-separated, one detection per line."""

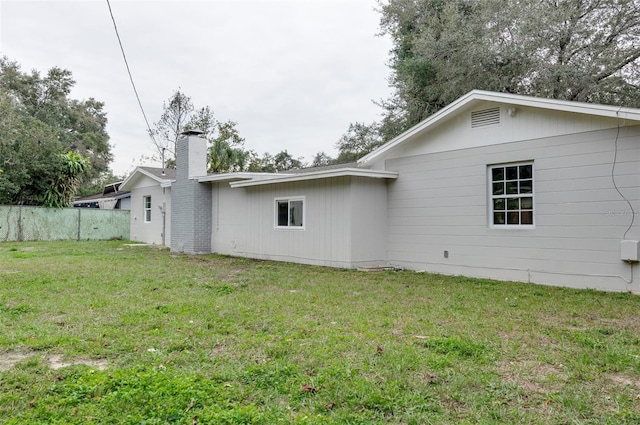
xmin=229 ymin=168 xmax=398 ymax=188
xmin=197 ymin=172 xmax=289 ymax=183
xmin=120 ymin=166 xmax=174 ymax=191
xmin=358 ymin=90 xmax=640 ymax=166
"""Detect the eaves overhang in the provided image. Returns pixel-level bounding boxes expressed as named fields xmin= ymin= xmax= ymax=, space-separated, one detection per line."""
xmin=120 ymin=167 xmax=175 ymax=191
xmin=197 ymin=172 xmax=286 ymax=184
xmin=229 ymin=168 xmax=399 ymax=188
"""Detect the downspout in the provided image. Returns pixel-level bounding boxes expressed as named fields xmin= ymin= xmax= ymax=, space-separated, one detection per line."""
xmin=160 ymin=202 xmax=166 ymax=246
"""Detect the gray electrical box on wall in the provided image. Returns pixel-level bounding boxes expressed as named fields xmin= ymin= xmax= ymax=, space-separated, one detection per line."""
xmin=621 ymin=240 xmax=640 ymax=262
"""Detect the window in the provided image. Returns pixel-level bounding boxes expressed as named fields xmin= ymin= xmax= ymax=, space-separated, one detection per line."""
xmin=143 ymin=196 xmax=151 ymax=223
xmin=489 ymin=162 xmax=533 ymax=227
xmin=275 ymin=197 xmax=304 ymax=228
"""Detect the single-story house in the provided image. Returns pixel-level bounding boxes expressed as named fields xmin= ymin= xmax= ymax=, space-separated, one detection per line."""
xmin=119 ymin=167 xmax=175 ymax=245
xmin=73 ymin=181 xmax=131 ymax=210
xmin=120 ymin=90 xmax=640 ymax=292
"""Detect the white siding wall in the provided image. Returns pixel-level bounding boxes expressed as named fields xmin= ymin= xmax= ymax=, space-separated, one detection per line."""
xmin=385 ymin=125 xmax=640 ymax=292
xmin=129 ymin=177 xmax=171 ymax=245
xmin=379 ymin=102 xmax=620 ymax=169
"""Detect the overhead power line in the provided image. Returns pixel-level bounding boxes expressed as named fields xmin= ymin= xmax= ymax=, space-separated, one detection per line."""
xmin=105 ymin=0 xmax=156 ymax=142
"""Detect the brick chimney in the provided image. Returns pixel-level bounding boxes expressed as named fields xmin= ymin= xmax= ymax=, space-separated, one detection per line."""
xmin=170 ymin=130 xmax=212 ymax=254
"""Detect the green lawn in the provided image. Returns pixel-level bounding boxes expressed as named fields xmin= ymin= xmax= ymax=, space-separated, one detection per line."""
xmin=1 ymin=241 xmax=640 ymax=424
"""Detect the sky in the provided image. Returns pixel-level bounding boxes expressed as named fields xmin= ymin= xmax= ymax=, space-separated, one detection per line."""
xmin=0 ymin=0 xmax=393 ymax=176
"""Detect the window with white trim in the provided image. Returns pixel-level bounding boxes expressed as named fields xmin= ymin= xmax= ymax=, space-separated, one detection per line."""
xmin=275 ymin=197 xmax=304 ymax=229
xmin=143 ymin=196 xmax=152 ymax=223
xmin=489 ymin=162 xmax=534 ymax=227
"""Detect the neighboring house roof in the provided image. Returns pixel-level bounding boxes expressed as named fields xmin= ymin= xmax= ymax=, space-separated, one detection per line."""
xmin=74 ymin=191 xmax=131 ymax=202
xmin=120 ymin=166 xmax=176 ymax=191
xmin=358 ymin=90 xmax=640 ymax=166
xmin=73 ymin=181 xmax=131 ymax=209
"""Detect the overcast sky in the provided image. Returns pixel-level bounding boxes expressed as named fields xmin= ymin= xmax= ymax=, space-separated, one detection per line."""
xmin=0 ymin=0 xmax=393 ymax=176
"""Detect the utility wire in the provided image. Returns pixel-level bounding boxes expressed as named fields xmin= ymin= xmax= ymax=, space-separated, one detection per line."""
xmin=106 ymin=0 xmax=156 ymax=143
xmin=611 ymin=109 xmax=635 ymax=239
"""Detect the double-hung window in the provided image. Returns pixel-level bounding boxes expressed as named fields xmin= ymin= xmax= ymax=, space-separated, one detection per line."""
xmin=489 ymin=162 xmax=534 ymax=227
xmin=275 ymin=197 xmax=304 ymax=229
xmin=143 ymin=196 xmax=152 ymax=223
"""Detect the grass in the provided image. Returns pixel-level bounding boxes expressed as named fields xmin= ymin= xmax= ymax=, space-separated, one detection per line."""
xmin=1 ymin=241 xmax=640 ymax=424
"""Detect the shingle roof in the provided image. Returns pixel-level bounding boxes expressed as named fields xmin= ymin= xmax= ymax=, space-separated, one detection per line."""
xmin=139 ymin=166 xmax=176 ymax=180
xmin=286 ymin=162 xmax=358 ymax=174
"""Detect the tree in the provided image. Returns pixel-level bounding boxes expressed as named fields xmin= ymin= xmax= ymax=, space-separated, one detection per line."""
xmin=335 ymin=122 xmax=384 ymax=163
xmin=336 ymin=0 xmax=640 ymax=162
xmin=0 ymin=57 xmax=102 ymax=205
xmin=208 ymin=120 xmax=254 ymax=173
xmin=310 ymin=151 xmax=336 ymax=167
xmin=148 ymin=89 xmax=194 ymax=162
xmin=378 ymin=0 xmax=640 ymax=130
xmin=248 ymin=150 xmax=305 ymax=172
xmin=150 ymin=90 xmax=253 ymax=173
xmin=42 ymin=151 xmax=91 ymax=208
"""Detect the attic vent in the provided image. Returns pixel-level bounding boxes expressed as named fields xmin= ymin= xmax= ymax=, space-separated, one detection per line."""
xmin=471 ymin=107 xmax=501 ymax=128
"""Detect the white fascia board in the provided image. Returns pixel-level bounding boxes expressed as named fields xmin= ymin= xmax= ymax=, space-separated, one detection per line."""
xmin=196 ymin=172 xmax=287 ymax=183
xmin=160 ymin=180 xmax=173 ymax=188
xmin=229 ymin=168 xmax=399 ymax=188
xmin=358 ymin=89 xmax=640 ymax=166
xmin=120 ymin=167 xmax=172 ymax=191
xmin=471 ymin=90 xmax=640 ymax=120
xmin=137 ymin=167 xmax=169 ymax=182
xmin=357 ymin=91 xmax=478 ymax=166
xmin=119 ymin=168 xmax=140 ymax=191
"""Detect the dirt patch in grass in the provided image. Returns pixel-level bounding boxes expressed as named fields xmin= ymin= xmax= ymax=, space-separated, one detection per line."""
xmin=48 ymin=354 xmax=108 ymax=371
xmin=0 ymin=351 xmax=31 ymax=371
xmin=538 ymin=313 xmax=640 ymax=334
xmin=608 ymin=373 xmax=640 ymax=389
xmin=597 ymin=317 xmax=640 ymax=334
xmin=497 ymin=359 xmax=567 ymax=393
xmin=0 ymin=351 xmax=107 ymax=371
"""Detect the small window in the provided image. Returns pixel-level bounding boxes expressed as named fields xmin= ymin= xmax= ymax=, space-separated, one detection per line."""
xmin=143 ymin=196 xmax=151 ymax=223
xmin=275 ymin=197 xmax=304 ymax=229
xmin=489 ymin=162 xmax=533 ymax=227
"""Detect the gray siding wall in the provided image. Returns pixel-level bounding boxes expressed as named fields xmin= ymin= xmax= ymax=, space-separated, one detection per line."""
xmin=129 ymin=179 xmax=171 ymax=245
xmin=211 ymin=182 xmax=248 ymax=255
xmin=385 ymin=125 xmax=640 ymax=292
xmin=349 ymin=176 xmax=388 ymax=265
xmin=210 ymin=177 xmax=388 ymax=268
xmin=228 ymin=178 xmax=353 ymax=267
